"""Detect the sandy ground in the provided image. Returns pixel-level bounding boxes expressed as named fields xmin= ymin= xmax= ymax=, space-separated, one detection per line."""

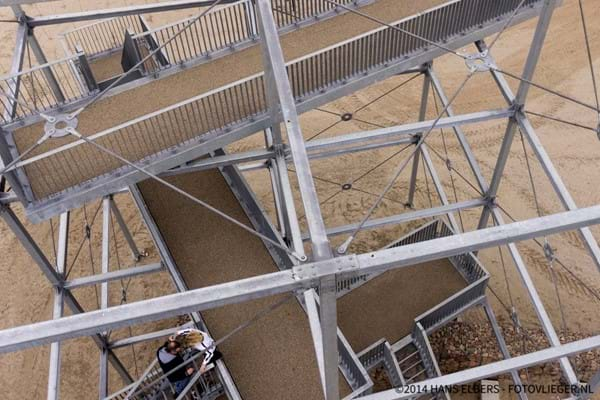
xmin=1 ymin=0 xmax=600 ymax=399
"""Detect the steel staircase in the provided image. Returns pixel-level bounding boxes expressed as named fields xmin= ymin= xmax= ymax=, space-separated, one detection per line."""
xmin=1 ymin=0 xmax=551 ymax=221
xmin=106 ymin=356 xmax=223 ymax=400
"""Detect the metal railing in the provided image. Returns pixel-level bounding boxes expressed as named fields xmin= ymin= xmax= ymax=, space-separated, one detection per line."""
xmin=358 ymin=339 xmax=387 ymax=371
xmin=270 ymin=0 xmax=358 ymax=28
xmin=61 ymin=15 xmax=144 ymax=59
xmin=14 ymin=0 xmax=544 ymax=202
xmin=383 ymin=341 xmax=405 ymax=387
xmin=336 ymin=220 xmax=441 ymax=296
xmin=0 ymin=53 xmax=96 ymax=124
xmin=412 ymin=323 xmax=450 ymax=400
xmin=106 ymin=355 xmax=222 ymax=400
xmin=416 ymin=276 xmax=487 ymax=334
xmin=17 ymin=73 xmax=268 ymax=198
xmin=132 ymin=0 xmax=363 ymax=74
xmin=338 ymin=330 xmax=373 ymax=398
xmin=132 ymin=0 xmax=256 ymax=72
xmin=288 ymin=0 xmax=540 ymax=101
xmin=358 ymin=339 xmax=404 ymax=386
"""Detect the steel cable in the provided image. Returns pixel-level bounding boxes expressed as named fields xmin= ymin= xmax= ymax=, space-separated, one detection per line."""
xmin=66 ymin=128 xmax=306 ymax=262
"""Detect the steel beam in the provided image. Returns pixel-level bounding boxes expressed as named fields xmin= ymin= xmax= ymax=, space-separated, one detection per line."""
xmin=427 ymin=67 xmax=488 ymax=192
xmin=306 ymin=109 xmax=512 ymax=156
xmin=482 ymin=300 xmax=527 ymax=400
xmin=109 ymin=198 xmax=142 ymax=261
xmin=255 ymin=1 xmax=338 ymax=398
xmin=162 ymin=149 xmax=275 ymax=176
xmin=25 ymin=0 xmax=238 ymax=27
xmin=478 ymin=0 xmax=558 ymax=229
xmin=109 ymin=322 xmax=194 ymax=349
xmin=0 ymin=203 xmax=62 ymax=286
xmin=25 ymin=32 xmax=66 ymax=104
xmin=1 ymin=205 xmax=600 ymax=352
xmin=515 ymin=111 xmax=600 ymax=272
xmin=420 ymin=144 xmax=460 ymax=232
xmin=304 ymin=290 xmax=327 ymax=395
xmin=64 ymin=263 xmax=163 ymax=290
xmin=360 ymin=335 xmax=598 ymax=400
xmin=47 ymin=212 xmax=69 ymax=400
xmin=99 ymin=197 xmax=110 ymax=399
xmin=407 ymin=71 xmax=430 ymax=207
xmin=4 ymin=23 xmax=27 ymax=119
xmin=491 ymin=208 xmax=579 ymax=384
xmin=303 ymin=198 xmax=486 ymax=240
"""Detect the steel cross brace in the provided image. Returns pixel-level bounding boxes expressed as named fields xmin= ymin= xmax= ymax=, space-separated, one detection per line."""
xmin=0 ymin=203 xmax=133 ymax=385
xmin=428 ymin=55 xmax=579 ymax=385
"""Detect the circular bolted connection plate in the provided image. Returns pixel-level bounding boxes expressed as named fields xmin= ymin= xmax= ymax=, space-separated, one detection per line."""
xmin=43 ymin=114 xmax=78 ymax=138
xmin=464 ymin=50 xmax=493 ymax=73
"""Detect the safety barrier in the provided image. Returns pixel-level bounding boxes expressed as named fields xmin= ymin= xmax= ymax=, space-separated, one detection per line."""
xmin=0 ymin=53 xmax=96 ymax=124
xmin=358 ymin=339 xmax=404 ymax=387
xmin=339 ymin=329 xmax=373 ymax=398
xmin=105 ymin=357 xmax=223 ymax=400
xmin=336 ymin=220 xmax=440 ymax=296
xmin=8 ymin=0 xmax=546 ymax=216
xmin=412 ymin=323 xmax=450 ymax=399
xmin=132 ymin=0 xmax=366 ymax=73
xmin=61 ymin=15 xmax=144 ymax=59
xmin=132 ymin=1 xmax=256 ymax=72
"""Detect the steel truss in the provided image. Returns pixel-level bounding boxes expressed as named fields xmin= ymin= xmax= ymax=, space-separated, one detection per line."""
xmin=0 ymin=0 xmax=599 ymax=399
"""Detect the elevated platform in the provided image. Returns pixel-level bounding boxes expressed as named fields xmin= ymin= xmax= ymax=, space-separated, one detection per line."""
xmin=135 ymin=168 xmax=356 ymax=400
xmin=0 ymin=0 xmax=548 ymax=222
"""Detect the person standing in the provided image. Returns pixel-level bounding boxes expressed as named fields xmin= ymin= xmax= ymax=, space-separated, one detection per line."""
xmin=156 ymin=338 xmax=195 ymax=395
xmin=174 ymin=328 xmax=223 ymax=373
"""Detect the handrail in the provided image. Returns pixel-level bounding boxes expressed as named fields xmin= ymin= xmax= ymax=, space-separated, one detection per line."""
xmin=10 ymin=0 xmax=545 ymax=203
xmin=61 ymin=15 xmax=144 ymax=58
xmin=0 ymin=53 xmax=95 ymax=125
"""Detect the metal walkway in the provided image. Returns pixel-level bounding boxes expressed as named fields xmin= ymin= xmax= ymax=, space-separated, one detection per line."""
xmin=134 ymin=168 xmax=360 ymax=400
xmin=338 ymin=260 xmax=466 ymax=352
xmin=1 ymin=0 xmax=547 ymax=222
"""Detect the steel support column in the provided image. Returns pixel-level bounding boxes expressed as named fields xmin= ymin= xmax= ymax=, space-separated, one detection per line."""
xmin=407 ymin=70 xmax=430 ymax=207
xmin=255 ymin=1 xmax=338 ymax=398
xmin=109 ymin=197 xmax=142 ymax=261
xmin=5 ymin=23 xmax=27 ymax=119
xmin=47 ymin=212 xmax=69 ymax=400
xmin=482 ymin=300 xmax=527 ymax=400
xmin=25 ymin=31 xmax=66 ymax=104
xmin=515 ymin=104 xmax=600 ymax=273
xmin=99 ymin=198 xmax=110 ymax=399
xmin=420 ymin=144 xmax=461 ymax=232
xmin=478 ymin=0 xmax=558 ymax=230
